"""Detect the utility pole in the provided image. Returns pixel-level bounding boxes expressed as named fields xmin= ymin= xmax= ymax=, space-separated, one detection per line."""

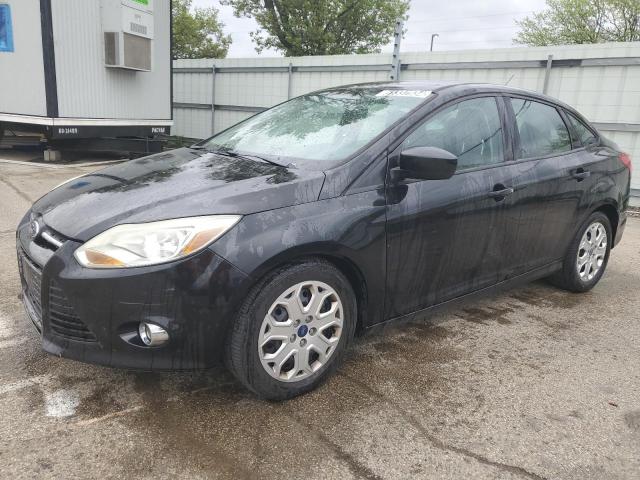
xmin=390 ymin=18 xmax=403 ymax=81
xmin=430 ymin=33 xmax=439 ymax=52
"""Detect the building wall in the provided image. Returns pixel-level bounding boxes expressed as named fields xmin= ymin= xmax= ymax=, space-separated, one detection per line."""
xmin=0 ymin=0 xmax=47 ymax=117
xmin=173 ymin=43 xmax=640 ymax=193
xmin=51 ymin=0 xmax=171 ymax=120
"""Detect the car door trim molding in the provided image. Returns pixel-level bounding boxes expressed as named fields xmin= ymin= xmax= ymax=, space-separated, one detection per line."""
xmin=558 ymin=108 xmax=585 ymax=149
xmin=592 ymin=122 xmax=640 ymax=133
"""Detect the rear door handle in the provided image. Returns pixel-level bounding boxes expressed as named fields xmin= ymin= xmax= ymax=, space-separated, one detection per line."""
xmin=572 ymin=168 xmax=591 ymax=181
xmin=488 ymin=187 xmax=514 ymax=199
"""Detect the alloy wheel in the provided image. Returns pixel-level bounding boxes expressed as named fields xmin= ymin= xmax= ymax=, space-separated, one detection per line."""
xmin=576 ymin=221 xmax=607 ymax=282
xmin=258 ymin=281 xmax=343 ymax=382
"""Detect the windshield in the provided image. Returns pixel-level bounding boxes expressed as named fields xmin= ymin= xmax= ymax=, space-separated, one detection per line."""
xmin=202 ymin=88 xmax=431 ymax=163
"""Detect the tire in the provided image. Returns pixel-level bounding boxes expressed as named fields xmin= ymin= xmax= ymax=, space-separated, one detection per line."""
xmin=548 ymin=211 xmax=612 ymax=293
xmin=225 ymin=259 xmax=357 ymax=401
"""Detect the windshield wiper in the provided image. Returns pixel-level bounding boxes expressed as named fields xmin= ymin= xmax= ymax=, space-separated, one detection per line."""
xmin=209 ymin=148 xmax=290 ymax=168
xmin=190 ymin=145 xmax=290 ymax=168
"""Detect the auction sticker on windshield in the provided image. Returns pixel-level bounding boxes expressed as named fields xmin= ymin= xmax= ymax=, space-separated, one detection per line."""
xmin=376 ymin=90 xmax=432 ymax=98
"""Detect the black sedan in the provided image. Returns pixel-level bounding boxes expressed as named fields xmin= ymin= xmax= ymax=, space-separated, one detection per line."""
xmin=17 ymin=82 xmax=631 ymax=400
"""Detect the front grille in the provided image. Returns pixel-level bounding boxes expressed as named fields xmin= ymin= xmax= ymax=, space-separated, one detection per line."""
xmin=18 ymin=251 xmax=43 ymax=331
xmin=49 ymin=281 xmax=97 ymax=342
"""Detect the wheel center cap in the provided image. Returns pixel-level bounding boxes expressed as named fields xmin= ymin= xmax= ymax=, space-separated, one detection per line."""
xmin=297 ymin=325 xmax=309 ymax=337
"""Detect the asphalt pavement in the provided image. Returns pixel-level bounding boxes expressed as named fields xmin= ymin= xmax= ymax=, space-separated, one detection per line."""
xmin=1 ymin=154 xmax=639 ymax=479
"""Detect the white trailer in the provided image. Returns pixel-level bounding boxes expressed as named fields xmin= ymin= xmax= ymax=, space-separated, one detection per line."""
xmin=0 ymin=0 xmax=172 ymax=153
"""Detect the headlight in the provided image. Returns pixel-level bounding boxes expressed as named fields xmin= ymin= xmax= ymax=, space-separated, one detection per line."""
xmin=74 ymin=215 xmax=241 ymax=268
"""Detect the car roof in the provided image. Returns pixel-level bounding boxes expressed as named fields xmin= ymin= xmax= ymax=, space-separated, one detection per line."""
xmin=325 ymin=81 xmax=579 ymax=115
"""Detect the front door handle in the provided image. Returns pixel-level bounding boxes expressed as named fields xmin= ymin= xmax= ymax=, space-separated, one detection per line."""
xmin=572 ymin=168 xmax=591 ymax=181
xmin=488 ymin=187 xmax=514 ymax=199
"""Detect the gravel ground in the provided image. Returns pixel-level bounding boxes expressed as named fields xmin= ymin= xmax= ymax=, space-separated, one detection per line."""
xmin=1 ymin=156 xmax=639 ymax=480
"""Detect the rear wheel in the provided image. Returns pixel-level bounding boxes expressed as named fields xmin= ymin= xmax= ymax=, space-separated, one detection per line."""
xmin=549 ymin=212 xmax=611 ymax=292
xmin=225 ymin=260 xmax=356 ymax=400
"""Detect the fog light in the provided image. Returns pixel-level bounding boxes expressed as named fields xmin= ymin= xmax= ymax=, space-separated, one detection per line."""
xmin=138 ymin=323 xmax=169 ymax=347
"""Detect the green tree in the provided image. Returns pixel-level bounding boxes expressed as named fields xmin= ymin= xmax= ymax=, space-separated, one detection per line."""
xmin=221 ymin=0 xmax=410 ymax=56
xmin=515 ymin=0 xmax=640 ymax=46
xmin=172 ymin=0 xmax=232 ymax=59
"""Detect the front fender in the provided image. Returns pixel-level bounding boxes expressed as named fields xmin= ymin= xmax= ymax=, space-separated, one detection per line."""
xmin=209 ymin=190 xmax=388 ymax=327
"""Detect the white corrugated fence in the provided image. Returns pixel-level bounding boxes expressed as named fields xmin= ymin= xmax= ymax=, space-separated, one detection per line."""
xmin=172 ymin=42 xmax=640 ymax=196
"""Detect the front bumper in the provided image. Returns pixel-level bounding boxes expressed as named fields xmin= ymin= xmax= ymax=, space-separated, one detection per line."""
xmin=16 ymin=215 xmax=250 ymax=370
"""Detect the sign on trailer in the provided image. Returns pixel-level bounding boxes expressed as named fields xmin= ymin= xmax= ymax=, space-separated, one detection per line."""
xmin=0 ymin=3 xmax=14 ymax=52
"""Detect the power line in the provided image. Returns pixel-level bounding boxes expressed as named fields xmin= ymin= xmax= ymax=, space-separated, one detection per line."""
xmin=408 ymin=11 xmax=536 ymax=23
xmin=405 ymin=23 xmax=521 ymax=34
xmin=400 ymin=41 xmax=519 ymax=53
xmin=402 ymin=40 xmax=517 ymax=47
xmin=221 ymin=8 xmax=538 ymax=54
xmin=227 ymin=24 xmax=522 ymax=37
xmin=410 ymin=24 xmax=521 ymax=34
xmin=225 ymin=12 xmax=528 ymax=33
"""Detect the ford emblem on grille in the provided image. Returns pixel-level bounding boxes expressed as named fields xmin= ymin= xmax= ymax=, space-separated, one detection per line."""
xmin=29 ymin=220 xmax=41 ymax=239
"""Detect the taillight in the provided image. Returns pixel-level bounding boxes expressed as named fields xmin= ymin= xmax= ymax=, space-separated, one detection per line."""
xmin=620 ymin=152 xmax=632 ymax=173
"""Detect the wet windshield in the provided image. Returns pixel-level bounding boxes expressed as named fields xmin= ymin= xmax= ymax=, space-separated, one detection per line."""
xmin=202 ymin=88 xmax=430 ymax=163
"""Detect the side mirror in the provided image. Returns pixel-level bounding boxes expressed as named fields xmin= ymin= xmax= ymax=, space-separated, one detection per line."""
xmin=398 ymin=147 xmax=457 ymax=180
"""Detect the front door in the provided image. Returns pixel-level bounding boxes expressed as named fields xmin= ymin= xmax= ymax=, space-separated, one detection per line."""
xmin=385 ymin=96 xmax=511 ymax=319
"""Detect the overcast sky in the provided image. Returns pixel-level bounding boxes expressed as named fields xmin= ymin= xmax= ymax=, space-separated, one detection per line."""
xmin=192 ymin=0 xmax=549 ymax=57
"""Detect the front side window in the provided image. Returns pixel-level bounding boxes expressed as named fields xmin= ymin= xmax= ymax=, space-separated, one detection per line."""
xmin=566 ymin=111 xmax=597 ymax=147
xmin=202 ymin=88 xmax=429 ymax=163
xmin=402 ymin=97 xmax=505 ymax=170
xmin=511 ymin=98 xmax=571 ymax=159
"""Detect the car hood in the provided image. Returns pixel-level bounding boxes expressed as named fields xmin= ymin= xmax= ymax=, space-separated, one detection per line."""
xmin=32 ymin=148 xmax=325 ymax=242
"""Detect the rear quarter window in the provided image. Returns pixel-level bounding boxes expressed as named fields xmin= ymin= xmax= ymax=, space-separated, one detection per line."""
xmin=566 ymin=111 xmax=597 ymax=147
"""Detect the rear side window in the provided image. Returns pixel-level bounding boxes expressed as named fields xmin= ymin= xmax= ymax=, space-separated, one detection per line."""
xmin=566 ymin=112 xmax=597 ymax=147
xmin=510 ymin=98 xmax=571 ymax=159
xmin=402 ymin=97 xmax=504 ymax=171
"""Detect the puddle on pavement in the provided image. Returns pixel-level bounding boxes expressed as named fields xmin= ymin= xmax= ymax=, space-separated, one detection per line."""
xmin=456 ymin=305 xmax=514 ymax=325
xmin=525 ymin=313 xmax=572 ymax=333
xmin=509 ymin=282 xmax=586 ymax=310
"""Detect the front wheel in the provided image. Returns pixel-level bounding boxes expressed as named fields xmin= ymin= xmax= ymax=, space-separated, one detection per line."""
xmin=549 ymin=212 xmax=612 ymax=292
xmin=225 ymin=260 xmax=356 ymax=400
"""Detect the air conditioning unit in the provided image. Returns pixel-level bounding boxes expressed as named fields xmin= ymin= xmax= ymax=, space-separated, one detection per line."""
xmin=102 ymin=0 xmax=153 ymax=72
xmin=104 ymin=31 xmax=151 ymax=71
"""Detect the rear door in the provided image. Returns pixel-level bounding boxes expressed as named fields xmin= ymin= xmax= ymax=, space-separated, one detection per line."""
xmin=385 ymin=95 xmax=512 ymax=318
xmin=497 ymin=96 xmax=588 ymax=278
xmin=559 ymin=109 xmax=619 ymax=233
